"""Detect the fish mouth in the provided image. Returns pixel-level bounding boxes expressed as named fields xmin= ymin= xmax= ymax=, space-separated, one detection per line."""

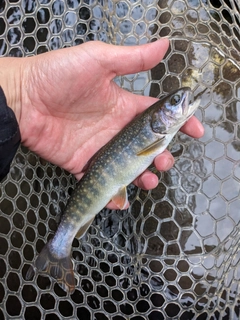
xmin=182 ymin=90 xmax=200 ymax=120
xmin=184 ymin=86 xmax=208 ymax=119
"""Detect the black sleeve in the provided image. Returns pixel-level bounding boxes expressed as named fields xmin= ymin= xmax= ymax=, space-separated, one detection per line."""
xmin=0 ymin=86 xmax=21 ymax=181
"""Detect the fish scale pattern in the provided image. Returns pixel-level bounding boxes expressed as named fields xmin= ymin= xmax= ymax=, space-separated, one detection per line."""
xmin=0 ymin=0 xmax=240 ymax=319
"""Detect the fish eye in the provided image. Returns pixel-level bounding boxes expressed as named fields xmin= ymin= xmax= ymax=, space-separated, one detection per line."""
xmin=171 ymin=94 xmax=181 ymax=105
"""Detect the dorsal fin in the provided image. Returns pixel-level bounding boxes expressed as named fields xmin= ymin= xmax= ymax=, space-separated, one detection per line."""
xmin=76 ymin=216 xmax=95 ymax=239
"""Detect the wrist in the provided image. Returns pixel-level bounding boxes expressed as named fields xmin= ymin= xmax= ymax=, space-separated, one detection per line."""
xmin=0 ymin=57 xmax=24 ymax=125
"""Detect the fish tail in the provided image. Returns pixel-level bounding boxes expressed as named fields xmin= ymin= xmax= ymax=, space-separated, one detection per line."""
xmin=26 ymin=240 xmax=75 ymax=293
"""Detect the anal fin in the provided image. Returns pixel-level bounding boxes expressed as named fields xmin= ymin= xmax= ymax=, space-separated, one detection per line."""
xmin=112 ymin=186 xmax=128 ymax=210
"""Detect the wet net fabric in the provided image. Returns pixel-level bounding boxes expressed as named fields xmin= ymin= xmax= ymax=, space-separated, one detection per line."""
xmin=0 ymin=0 xmax=240 ymax=319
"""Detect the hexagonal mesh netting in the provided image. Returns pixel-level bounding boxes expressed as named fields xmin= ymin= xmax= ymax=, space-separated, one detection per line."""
xmin=0 ymin=0 xmax=240 ymax=319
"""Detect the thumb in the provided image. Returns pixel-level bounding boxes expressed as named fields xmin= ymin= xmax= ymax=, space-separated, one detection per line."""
xmin=84 ymin=38 xmax=170 ymax=77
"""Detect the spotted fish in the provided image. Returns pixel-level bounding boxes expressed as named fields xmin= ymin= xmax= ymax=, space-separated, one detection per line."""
xmin=27 ymin=87 xmax=201 ymax=293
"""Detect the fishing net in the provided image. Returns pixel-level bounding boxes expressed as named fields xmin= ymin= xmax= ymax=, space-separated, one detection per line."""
xmin=0 ymin=0 xmax=240 ymax=319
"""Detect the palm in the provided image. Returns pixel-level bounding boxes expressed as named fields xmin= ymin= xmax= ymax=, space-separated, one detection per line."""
xmin=20 ymin=41 xmax=163 ymax=177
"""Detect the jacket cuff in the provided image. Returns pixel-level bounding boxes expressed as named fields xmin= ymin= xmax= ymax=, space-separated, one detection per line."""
xmin=0 ymin=86 xmax=21 ymax=181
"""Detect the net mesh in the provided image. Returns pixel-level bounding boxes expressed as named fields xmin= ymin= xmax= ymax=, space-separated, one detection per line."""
xmin=0 ymin=0 xmax=240 ymax=319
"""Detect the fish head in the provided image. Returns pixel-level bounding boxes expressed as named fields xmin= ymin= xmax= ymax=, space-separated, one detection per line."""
xmin=151 ymin=87 xmax=200 ymax=134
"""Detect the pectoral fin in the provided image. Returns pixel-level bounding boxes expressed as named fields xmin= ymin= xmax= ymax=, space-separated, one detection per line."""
xmin=137 ymin=137 xmax=165 ymax=156
xmin=112 ymin=186 xmax=128 ymax=210
xmin=76 ymin=216 xmax=95 ymax=239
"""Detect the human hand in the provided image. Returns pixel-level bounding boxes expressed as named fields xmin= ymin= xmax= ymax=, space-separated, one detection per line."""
xmin=1 ymin=39 xmax=203 ymax=208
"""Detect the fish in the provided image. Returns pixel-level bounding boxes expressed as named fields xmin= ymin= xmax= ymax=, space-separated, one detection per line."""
xmin=27 ymin=87 xmax=200 ymax=293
